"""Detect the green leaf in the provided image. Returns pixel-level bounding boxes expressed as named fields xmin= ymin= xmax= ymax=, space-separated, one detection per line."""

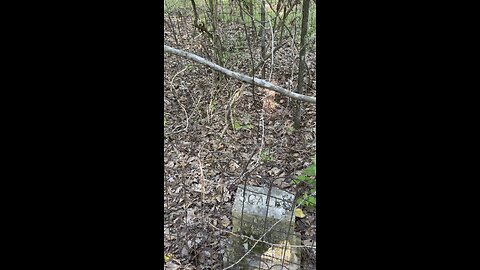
xmin=307 ymin=197 xmax=316 ymax=205
xmin=296 ymin=175 xmax=308 ymax=182
xmin=233 ymin=121 xmax=241 ymax=131
xmin=304 ymin=165 xmax=316 ymax=176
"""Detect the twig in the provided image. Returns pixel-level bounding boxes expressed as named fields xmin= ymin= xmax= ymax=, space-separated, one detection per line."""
xmin=207 ymin=222 xmax=315 ymax=250
xmin=234 ymin=145 xmax=258 ymax=183
xmin=197 ymin=157 xmax=206 ymax=204
xmin=168 ymin=65 xmax=190 ymax=132
xmin=268 ymin=20 xmax=275 ymax=82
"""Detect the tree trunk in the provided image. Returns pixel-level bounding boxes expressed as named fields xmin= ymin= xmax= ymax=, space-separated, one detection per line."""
xmin=260 ymin=0 xmax=266 ymax=79
xmin=293 ymin=0 xmax=311 ymax=129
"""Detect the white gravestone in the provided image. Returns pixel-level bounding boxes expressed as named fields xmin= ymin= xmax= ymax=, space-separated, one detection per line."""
xmin=223 ymin=185 xmax=301 ymax=270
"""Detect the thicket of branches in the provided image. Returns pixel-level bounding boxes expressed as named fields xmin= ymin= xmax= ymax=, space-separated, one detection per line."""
xmin=164 ymin=0 xmax=316 ymax=127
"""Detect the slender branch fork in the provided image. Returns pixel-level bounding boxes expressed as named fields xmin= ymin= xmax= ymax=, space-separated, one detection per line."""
xmin=164 ymin=45 xmax=316 ymax=104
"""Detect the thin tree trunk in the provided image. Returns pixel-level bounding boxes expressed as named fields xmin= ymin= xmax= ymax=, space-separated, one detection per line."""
xmin=260 ymin=0 xmax=266 ymax=79
xmin=208 ymin=0 xmax=224 ymax=66
xmin=237 ymin=0 xmax=258 ymax=105
xmin=293 ymin=0 xmax=311 ymax=129
xmin=248 ymin=0 xmax=257 ymax=37
xmin=190 ymin=0 xmax=213 ymax=39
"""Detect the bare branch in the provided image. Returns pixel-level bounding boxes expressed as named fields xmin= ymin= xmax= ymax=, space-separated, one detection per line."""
xmin=164 ymin=45 xmax=316 ymax=104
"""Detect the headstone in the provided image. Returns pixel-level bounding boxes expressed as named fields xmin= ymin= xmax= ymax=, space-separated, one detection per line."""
xmin=223 ymin=185 xmax=301 ymax=270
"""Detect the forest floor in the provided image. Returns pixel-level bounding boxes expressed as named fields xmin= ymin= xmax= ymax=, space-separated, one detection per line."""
xmin=164 ymin=15 xmax=317 ymax=269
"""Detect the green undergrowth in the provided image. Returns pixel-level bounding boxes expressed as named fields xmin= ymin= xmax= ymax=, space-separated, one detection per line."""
xmin=292 ymin=155 xmax=316 ymax=208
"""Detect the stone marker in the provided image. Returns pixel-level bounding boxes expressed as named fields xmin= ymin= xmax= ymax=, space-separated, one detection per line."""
xmin=223 ymin=185 xmax=301 ymax=270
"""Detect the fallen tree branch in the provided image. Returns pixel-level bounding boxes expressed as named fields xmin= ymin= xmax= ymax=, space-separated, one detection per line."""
xmin=164 ymin=45 xmax=316 ymax=104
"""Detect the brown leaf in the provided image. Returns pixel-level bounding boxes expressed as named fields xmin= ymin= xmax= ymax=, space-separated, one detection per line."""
xmin=263 ymin=89 xmax=278 ymax=114
xmin=220 ymin=215 xmax=230 ymax=228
